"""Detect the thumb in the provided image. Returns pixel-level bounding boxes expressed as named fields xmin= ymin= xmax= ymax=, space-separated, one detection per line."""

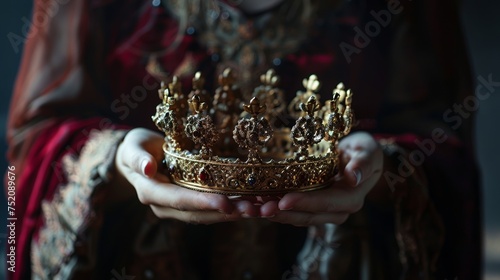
xmin=119 ymin=142 xmax=158 ymax=178
xmin=139 ymin=155 xmax=158 ymax=178
xmin=118 ymin=129 xmax=164 ymax=178
xmin=337 ymin=132 xmax=383 ymax=188
xmin=342 ymin=150 xmax=370 ymax=187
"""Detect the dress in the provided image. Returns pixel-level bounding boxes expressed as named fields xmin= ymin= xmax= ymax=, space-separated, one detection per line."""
xmin=7 ymin=0 xmax=481 ymax=279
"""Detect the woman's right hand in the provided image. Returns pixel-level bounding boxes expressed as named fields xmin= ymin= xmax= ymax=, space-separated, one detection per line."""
xmin=115 ymin=128 xmax=258 ymax=224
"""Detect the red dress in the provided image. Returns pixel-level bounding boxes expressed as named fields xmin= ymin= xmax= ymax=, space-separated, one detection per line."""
xmin=7 ymin=0 xmax=481 ymax=279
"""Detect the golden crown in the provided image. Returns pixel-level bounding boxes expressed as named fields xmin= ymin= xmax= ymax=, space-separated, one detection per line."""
xmin=152 ymin=69 xmax=354 ymax=195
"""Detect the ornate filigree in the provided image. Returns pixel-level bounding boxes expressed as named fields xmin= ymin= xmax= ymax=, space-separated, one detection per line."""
xmin=154 ymin=69 xmax=355 ymax=195
xmin=288 ymin=74 xmax=321 ymax=118
xmin=324 ymin=92 xmax=342 ymax=144
xmin=185 ymin=95 xmax=218 ymax=158
xmin=291 ymin=95 xmax=325 ymax=160
xmin=213 ymin=68 xmax=242 ymax=133
xmin=251 ymin=69 xmax=286 ymax=122
xmin=188 ymin=72 xmax=211 ymax=108
xmin=169 ymin=76 xmax=188 ymax=118
xmin=152 ymin=88 xmax=184 ymax=149
xmin=323 ymin=83 xmax=355 ymax=154
xmin=233 ymin=97 xmax=273 ymax=163
xmin=343 ymin=89 xmax=354 ymax=136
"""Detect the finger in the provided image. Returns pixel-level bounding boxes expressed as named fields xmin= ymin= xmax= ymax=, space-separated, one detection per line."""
xmin=233 ymin=200 xmax=260 ymax=217
xmin=334 ymin=150 xmax=350 ymax=180
xmin=338 ymin=133 xmax=382 ymax=187
xmin=129 ymin=172 xmax=235 ymax=214
xmin=230 ymin=196 xmax=260 ymax=204
xmin=269 ymin=211 xmax=350 ymax=226
xmin=119 ymin=131 xmax=164 ymax=178
xmin=344 ymin=150 xmax=383 ymax=188
xmin=277 ymin=183 xmax=364 ymax=214
xmin=150 ymin=205 xmax=241 ymax=224
xmin=343 ymin=149 xmax=371 ymax=187
xmin=260 ymin=200 xmax=279 ymax=217
xmin=231 ymin=195 xmax=281 ymax=205
xmin=256 ymin=195 xmax=282 ymax=203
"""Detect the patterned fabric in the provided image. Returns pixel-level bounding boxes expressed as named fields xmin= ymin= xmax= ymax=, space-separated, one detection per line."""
xmin=31 ymin=130 xmax=126 ymax=279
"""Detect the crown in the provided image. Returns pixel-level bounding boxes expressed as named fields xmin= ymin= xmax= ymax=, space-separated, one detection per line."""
xmin=152 ymin=69 xmax=354 ymax=195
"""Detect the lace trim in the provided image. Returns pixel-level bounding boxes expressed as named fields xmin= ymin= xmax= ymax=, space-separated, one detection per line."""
xmin=32 ymin=129 xmax=127 ymax=279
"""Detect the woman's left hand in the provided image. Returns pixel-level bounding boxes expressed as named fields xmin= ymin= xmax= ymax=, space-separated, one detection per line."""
xmin=260 ymin=131 xmax=384 ymax=226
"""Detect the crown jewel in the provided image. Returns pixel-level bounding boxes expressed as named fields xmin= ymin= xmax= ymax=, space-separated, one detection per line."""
xmin=152 ymin=69 xmax=354 ymax=195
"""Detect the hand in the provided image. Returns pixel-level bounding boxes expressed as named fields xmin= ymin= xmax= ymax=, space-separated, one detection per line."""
xmin=115 ymin=128 xmax=258 ymax=224
xmin=260 ymin=131 xmax=383 ymax=226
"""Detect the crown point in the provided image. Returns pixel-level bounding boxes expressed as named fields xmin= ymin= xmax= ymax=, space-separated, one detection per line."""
xmin=244 ymin=97 xmax=266 ymax=116
xmin=260 ymin=69 xmax=279 ymax=86
xmin=345 ymin=89 xmax=353 ymax=105
xmin=223 ymin=68 xmax=232 ymax=76
xmin=188 ymin=94 xmax=207 ymax=113
xmin=192 ymin=72 xmax=205 ymax=89
xmin=158 ymin=80 xmax=167 ymax=100
xmin=219 ymin=68 xmax=236 ymax=86
xmin=300 ymin=95 xmax=320 ymax=116
xmin=162 ymin=87 xmax=171 ymax=103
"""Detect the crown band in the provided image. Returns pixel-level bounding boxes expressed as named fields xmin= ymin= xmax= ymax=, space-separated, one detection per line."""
xmin=163 ymin=143 xmax=339 ymax=195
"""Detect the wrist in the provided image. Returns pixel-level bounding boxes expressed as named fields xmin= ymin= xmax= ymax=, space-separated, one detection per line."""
xmin=107 ymin=131 xmax=137 ymax=205
xmin=365 ymin=139 xmax=399 ymax=208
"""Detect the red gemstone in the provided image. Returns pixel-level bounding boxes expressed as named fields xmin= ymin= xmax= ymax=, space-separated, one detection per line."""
xmin=199 ymin=169 xmax=209 ymax=182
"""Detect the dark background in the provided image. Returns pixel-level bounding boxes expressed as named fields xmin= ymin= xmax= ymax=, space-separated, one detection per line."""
xmin=1 ymin=0 xmax=499 ymax=278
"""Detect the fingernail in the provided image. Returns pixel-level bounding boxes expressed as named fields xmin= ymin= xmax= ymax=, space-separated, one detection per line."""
xmin=353 ymin=169 xmax=362 ymax=186
xmin=279 ymin=206 xmax=293 ymax=211
xmin=260 ymin=215 xmax=275 ymax=218
xmin=241 ymin=213 xmax=252 ymax=218
xmin=217 ymin=209 xmax=232 ymax=215
xmin=141 ymin=159 xmax=149 ymax=176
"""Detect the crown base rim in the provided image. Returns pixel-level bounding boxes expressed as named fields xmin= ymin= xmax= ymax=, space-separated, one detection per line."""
xmin=170 ymin=178 xmax=333 ymax=196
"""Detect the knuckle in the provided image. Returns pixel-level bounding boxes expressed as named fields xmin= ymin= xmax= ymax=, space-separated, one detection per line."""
xmin=193 ymin=192 xmax=211 ymax=210
xmin=150 ymin=206 xmax=165 ymax=219
xmin=351 ymin=199 xmax=365 ymax=213
xmin=296 ymin=216 xmax=314 ymax=227
xmin=334 ymin=214 xmax=349 ymax=225
xmin=170 ymin=200 xmax=184 ymax=211
xmin=136 ymin=191 xmax=151 ymax=205
xmin=326 ymin=202 xmax=336 ymax=212
xmin=186 ymin=213 xmax=202 ymax=224
xmin=344 ymin=193 xmax=363 ymax=213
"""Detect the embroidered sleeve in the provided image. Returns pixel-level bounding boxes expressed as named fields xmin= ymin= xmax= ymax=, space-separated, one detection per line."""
xmin=31 ymin=129 xmax=127 ymax=279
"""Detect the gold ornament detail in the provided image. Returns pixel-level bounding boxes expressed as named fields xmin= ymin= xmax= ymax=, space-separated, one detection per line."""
xmin=233 ymin=97 xmax=273 ymax=163
xmin=153 ymin=69 xmax=354 ymax=195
